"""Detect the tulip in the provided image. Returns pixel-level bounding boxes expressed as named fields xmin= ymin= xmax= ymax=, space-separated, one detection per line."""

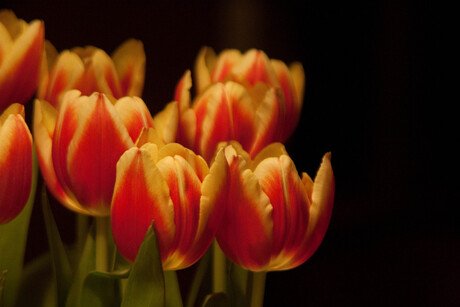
xmin=0 ymin=10 xmax=44 ymax=112
xmin=216 ymin=142 xmax=334 ymax=271
xmin=33 ymin=90 xmax=175 ymax=216
xmin=174 ymin=70 xmax=280 ymax=162
xmin=0 ymin=103 xmax=33 ymax=224
xmin=38 ymin=39 xmax=145 ymax=107
xmin=111 ymin=143 xmax=228 ymax=270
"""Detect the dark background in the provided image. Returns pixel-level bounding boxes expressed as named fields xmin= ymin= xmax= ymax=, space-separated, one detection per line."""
xmin=3 ymin=0 xmax=454 ymax=305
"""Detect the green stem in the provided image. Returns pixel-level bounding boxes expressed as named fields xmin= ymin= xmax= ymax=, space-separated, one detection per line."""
xmin=246 ymin=271 xmax=266 ymax=307
xmin=95 ymin=217 xmax=110 ymax=272
xmin=76 ymin=213 xmax=89 ymax=257
xmin=186 ymin=249 xmax=211 ymax=307
xmin=213 ymin=241 xmax=226 ymax=293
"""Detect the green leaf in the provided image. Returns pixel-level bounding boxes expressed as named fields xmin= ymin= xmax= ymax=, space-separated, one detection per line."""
xmin=202 ymin=293 xmax=229 ymax=307
xmin=41 ymin=187 xmax=73 ymax=307
xmin=14 ymin=252 xmax=57 ymax=307
xmin=0 ymin=148 xmax=38 ymax=307
xmin=121 ymin=222 xmax=165 ymax=307
xmin=65 ymin=227 xmax=96 ymax=307
xmin=164 ymin=270 xmax=183 ymax=307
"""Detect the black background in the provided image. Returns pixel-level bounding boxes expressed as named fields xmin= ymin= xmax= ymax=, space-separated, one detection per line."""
xmin=3 ymin=0 xmax=454 ymax=305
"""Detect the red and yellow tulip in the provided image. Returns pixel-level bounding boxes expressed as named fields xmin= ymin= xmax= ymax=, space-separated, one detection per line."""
xmin=33 ymin=90 xmax=175 ymax=216
xmin=38 ymin=39 xmax=145 ymax=107
xmin=0 ymin=104 xmax=33 ymax=224
xmin=173 ymin=47 xmax=304 ymax=161
xmin=0 ymin=10 xmax=44 ymax=112
xmin=111 ymin=143 xmax=228 ymax=270
xmin=216 ymin=142 xmax=334 ymax=271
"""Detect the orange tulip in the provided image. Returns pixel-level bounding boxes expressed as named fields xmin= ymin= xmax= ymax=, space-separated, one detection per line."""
xmin=0 ymin=10 xmax=44 ymax=112
xmin=111 ymin=143 xmax=228 ymax=270
xmin=38 ymin=39 xmax=145 ymax=107
xmin=33 ymin=90 xmax=175 ymax=216
xmin=216 ymin=142 xmax=334 ymax=271
xmin=0 ymin=104 xmax=33 ymax=224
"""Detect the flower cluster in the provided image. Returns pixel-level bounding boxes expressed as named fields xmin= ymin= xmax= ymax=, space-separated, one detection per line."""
xmin=0 ymin=9 xmax=334 ymax=307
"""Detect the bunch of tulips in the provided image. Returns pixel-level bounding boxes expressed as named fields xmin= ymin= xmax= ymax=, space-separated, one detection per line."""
xmin=0 ymin=10 xmax=334 ymax=307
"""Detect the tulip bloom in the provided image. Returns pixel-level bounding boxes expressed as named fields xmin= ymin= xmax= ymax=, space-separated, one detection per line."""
xmin=0 ymin=104 xmax=33 ymax=224
xmin=216 ymin=142 xmax=334 ymax=271
xmin=174 ymin=48 xmax=304 ymax=161
xmin=111 ymin=143 xmax=228 ymax=270
xmin=33 ymin=90 xmax=175 ymax=216
xmin=38 ymin=39 xmax=145 ymax=107
xmin=0 ymin=10 xmax=44 ymax=112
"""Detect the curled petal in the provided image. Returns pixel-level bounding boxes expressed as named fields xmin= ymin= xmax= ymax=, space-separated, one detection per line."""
xmin=0 ymin=112 xmax=32 ymax=224
xmin=112 ymin=39 xmax=145 ymax=97
xmin=111 ymin=144 xmax=175 ymax=263
xmin=286 ymin=153 xmax=335 ymax=270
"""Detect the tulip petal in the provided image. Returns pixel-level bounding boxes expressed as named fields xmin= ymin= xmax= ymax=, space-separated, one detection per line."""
xmin=135 ymin=127 xmax=165 ymax=148
xmin=153 ymin=101 xmax=178 ymax=144
xmin=286 ymin=153 xmax=335 ymax=270
xmin=217 ymin=152 xmax=273 ymax=271
xmin=41 ymin=51 xmax=85 ymax=106
xmin=187 ymin=148 xmax=228 ymax=266
xmin=174 ymin=70 xmax=192 ymax=113
xmin=0 ymin=19 xmax=44 ymax=109
xmin=112 ymin=39 xmax=145 ymax=97
xmin=65 ymin=93 xmax=133 ymax=215
xmin=209 ymin=49 xmax=242 ymax=83
xmin=0 ymin=113 xmax=32 ymax=224
xmin=290 ymin=62 xmax=305 ymax=111
xmin=251 ymin=142 xmax=287 ymax=170
xmin=37 ymin=40 xmax=59 ymax=99
xmin=0 ymin=10 xmax=27 ymax=40
xmin=0 ymin=103 xmax=24 ymax=123
xmin=89 ymin=49 xmax=123 ymax=99
xmin=33 ymin=99 xmax=85 ymax=214
xmin=156 ymin=155 xmax=202 ymax=269
xmin=0 ymin=22 xmax=12 ymax=68
xmin=254 ymin=155 xmax=310 ymax=270
xmin=194 ymin=47 xmax=216 ymax=94
xmin=231 ymin=49 xmax=279 ymax=88
xmin=111 ymin=145 xmax=175 ymax=263
xmin=271 ymin=60 xmax=304 ymax=141
xmin=115 ymin=96 xmax=154 ymax=142
xmin=158 ymin=143 xmax=209 ymax=182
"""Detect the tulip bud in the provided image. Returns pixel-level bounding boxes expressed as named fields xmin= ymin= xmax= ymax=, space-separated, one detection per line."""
xmin=0 ymin=10 xmax=44 ymax=112
xmin=0 ymin=104 xmax=33 ymax=224
xmin=38 ymin=39 xmax=145 ymax=107
xmin=216 ymin=142 xmax=334 ymax=271
xmin=33 ymin=90 xmax=161 ymax=216
xmin=111 ymin=143 xmax=228 ymax=270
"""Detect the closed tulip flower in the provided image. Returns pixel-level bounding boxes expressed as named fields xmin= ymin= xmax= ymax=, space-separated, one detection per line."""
xmin=33 ymin=90 xmax=175 ymax=216
xmin=38 ymin=39 xmax=145 ymax=107
xmin=0 ymin=104 xmax=33 ymax=224
xmin=216 ymin=142 xmax=334 ymax=271
xmin=0 ymin=10 xmax=44 ymax=112
xmin=194 ymin=47 xmax=304 ymax=142
xmin=111 ymin=143 xmax=228 ymax=270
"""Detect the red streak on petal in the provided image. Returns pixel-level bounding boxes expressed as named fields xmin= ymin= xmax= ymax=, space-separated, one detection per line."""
xmin=66 ymin=96 xmax=131 ymax=213
xmin=0 ymin=115 xmax=32 ymax=224
xmin=111 ymin=152 xmax=172 ymax=262
xmin=120 ymin=64 xmax=133 ymax=96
